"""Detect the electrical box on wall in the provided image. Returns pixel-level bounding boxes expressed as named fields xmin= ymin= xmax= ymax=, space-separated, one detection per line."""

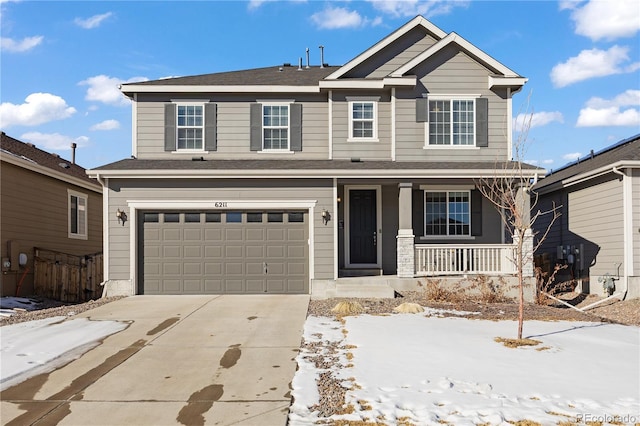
xmin=1 ymin=258 xmax=10 ymax=272
xmin=7 ymin=240 xmax=19 ymax=271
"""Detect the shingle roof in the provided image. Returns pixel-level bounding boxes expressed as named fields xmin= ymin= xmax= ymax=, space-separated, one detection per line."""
xmin=0 ymin=132 xmax=100 ymax=188
xmin=534 ymin=134 xmax=640 ymax=190
xmin=92 ymin=158 xmax=541 ymax=173
xmin=122 ymin=65 xmax=341 ymax=89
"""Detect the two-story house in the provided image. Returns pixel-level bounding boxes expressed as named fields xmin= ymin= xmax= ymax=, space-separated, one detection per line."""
xmin=88 ymin=15 xmax=539 ymax=298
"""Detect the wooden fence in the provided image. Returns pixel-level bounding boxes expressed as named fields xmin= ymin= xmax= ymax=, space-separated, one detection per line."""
xmin=33 ymin=248 xmax=104 ymax=302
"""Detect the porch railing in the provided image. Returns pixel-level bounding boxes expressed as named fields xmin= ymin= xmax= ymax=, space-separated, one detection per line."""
xmin=415 ymin=244 xmax=516 ymax=276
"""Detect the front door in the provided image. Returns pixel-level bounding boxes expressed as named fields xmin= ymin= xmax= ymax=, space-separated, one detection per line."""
xmin=349 ymin=189 xmax=377 ymax=264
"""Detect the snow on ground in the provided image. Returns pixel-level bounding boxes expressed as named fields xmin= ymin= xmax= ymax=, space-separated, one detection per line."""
xmin=0 ymin=316 xmax=128 ymax=390
xmin=290 ymin=313 xmax=640 ymax=426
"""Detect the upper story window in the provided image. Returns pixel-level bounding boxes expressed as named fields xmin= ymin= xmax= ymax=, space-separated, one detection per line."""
xmin=348 ymin=100 xmax=378 ymax=141
xmin=164 ymin=102 xmax=217 ymax=153
xmin=417 ymin=96 xmax=488 ymax=148
xmin=424 ymin=190 xmax=470 ymax=236
xmin=428 ymin=99 xmax=475 ymax=146
xmin=263 ymin=105 xmax=289 ymax=150
xmin=68 ymin=190 xmax=88 ymax=240
xmin=177 ymin=105 xmax=203 ymax=150
xmin=250 ymin=102 xmax=302 ymax=152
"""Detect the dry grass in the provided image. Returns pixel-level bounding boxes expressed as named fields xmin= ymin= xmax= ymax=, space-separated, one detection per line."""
xmin=331 ymin=301 xmax=364 ymax=316
xmin=423 ymin=276 xmax=511 ymax=304
xmin=495 ymin=337 xmax=542 ymax=348
xmin=393 ymin=302 xmax=424 ymax=314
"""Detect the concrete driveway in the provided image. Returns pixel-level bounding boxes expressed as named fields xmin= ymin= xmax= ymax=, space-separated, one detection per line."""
xmin=0 ymin=295 xmax=310 ymax=426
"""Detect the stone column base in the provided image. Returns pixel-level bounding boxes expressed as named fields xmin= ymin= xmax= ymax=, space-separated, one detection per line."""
xmin=397 ymin=230 xmax=415 ymax=278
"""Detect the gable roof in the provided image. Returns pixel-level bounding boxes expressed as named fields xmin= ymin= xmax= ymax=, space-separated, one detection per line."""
xmin=0 ymin=132 xmax=101 ymax=192
xmin=533 ymin=134 xmax=640 ymax=192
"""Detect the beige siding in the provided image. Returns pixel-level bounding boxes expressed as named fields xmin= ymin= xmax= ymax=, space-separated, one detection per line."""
xmin=135 ymin=94 xmax=329 ymax=160
xmin=106 ymin=178 xmax=335 ymax=286
xmin=395 ymin=47 xmax=510 ymax=162
xmin=567 ymin=177 xmax=624 ymax=277
xmin=0 ymin=163 xmax=102 ymax=295
xmin=633 ymin=169 xmax=640 ymax=274
xmin=331 ymin=92 xmax=392 ymax=160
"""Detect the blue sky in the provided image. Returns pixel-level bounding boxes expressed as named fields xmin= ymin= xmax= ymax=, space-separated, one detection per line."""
xmin=1 ymin=0 xmax=639 ymax=170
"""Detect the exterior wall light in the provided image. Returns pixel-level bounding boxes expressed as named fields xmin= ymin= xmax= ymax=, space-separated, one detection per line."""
xmin=116 ymin=208 xmax=128 ymax=226
xmin=321 ymin=209 xmax=331 ymax=225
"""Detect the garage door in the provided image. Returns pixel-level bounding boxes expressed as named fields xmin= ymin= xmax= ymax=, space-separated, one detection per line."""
xmin=139 ymin=211 xmax=308 ymax=294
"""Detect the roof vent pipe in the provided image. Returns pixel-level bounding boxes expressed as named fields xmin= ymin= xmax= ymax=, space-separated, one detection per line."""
xmin=319 ymin=45 xmax=325 ymax=68
xmin=71 ymin=142 xmax=77 ymax=165
xmin=305 ymin=48 xmax=310 ymax=69
xmin=298 ymin=57 xmax=303 ymax=71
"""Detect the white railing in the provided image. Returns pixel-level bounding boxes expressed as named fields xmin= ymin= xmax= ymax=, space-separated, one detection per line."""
xmin=415 ymin=244 xmax=516 ymax=276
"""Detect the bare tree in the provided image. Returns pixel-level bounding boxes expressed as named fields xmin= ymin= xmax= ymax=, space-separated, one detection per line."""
xmin=475 ymin=99 xmax=560 ymax=340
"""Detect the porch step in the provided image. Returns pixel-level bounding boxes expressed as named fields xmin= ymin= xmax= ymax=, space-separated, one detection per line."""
xmin=339 ymin=268 xmax=383 ymax=277
xmin=334 ymin=277 xmax=394 ymax=298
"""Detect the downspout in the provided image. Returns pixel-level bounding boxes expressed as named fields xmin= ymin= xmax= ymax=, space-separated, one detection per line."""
xmin=611 ymin=166 xmax=630 ymax=300
xmin=95 ymin=173 xmax=110 ymax=293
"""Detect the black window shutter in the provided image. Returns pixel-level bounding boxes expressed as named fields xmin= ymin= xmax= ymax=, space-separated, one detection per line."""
xmin=471 ymin=189 xmax=483 ymax=236
xmin=164 ymin=104 xmax=176 ymax=151
xmin=204 ymin=103 xmax=217 ymax=151
xmin=250 ymin=103 xmax=262 ymax=151
xmin=416 ymin=98 xmax=429 ymax=122
xmin=412 ymin=189 xmax=424 ymax=237
xmin=290 ymin=103 xmax=302 ymax=151
xmin=476 ymin=97 xmax=488 ymax=147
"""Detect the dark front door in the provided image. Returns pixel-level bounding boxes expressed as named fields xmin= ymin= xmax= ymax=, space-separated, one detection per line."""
xmin=349 ymin=189 xmax=377 ymax=264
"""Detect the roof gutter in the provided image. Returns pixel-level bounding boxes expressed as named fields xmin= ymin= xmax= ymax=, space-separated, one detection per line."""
xmin=536 ymin=160 xmax=640 ymax=195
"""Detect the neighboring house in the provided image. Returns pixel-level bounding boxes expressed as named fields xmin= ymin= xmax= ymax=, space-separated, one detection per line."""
xmin=0 ymin=132 xmax=103 ymax=296
xmin=532 ymin=134 xmax=640 ymax=300
xmin=88 ymin=15 xmax=540 ymax=298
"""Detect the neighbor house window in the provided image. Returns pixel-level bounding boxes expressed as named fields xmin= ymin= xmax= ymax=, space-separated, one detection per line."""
xmin=263 ymin=105 xmax=289 ymax=150
xmin=177 ymin=104 xmax=204 ymax=150
xmin=424 ymin=191 xmax=470 ymax=236
xmin=68 ymin=190 xmax=88 ymax=239
xmin=428 ymin=99 xmax=475 ymax=146
xmin=349 ymin=101 xmax=377 ymax=141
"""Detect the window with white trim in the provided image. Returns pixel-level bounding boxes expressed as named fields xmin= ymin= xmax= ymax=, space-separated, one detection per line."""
xmin=428 ymin=99 xmax=475 ymax=146
xmin=68 ymin=190 xmax=88 ymax=240
xmin=263 ymin=104 xmax=289 ymax=150
xmin=177 ymin=104 xmax=204 ymax=150
xmin=349 ymin=101 xmax=377 ymax=140
xmin=424 ymin=190 xmax=470 ymax=236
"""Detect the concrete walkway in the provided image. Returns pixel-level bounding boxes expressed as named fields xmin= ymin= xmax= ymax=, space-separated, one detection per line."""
xmin=0 ymin=295 xmax=310 ymax=426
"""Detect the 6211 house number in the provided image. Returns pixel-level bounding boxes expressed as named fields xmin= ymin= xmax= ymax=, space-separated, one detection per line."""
xmin=214 ymin=202 xmax=228 ymax=208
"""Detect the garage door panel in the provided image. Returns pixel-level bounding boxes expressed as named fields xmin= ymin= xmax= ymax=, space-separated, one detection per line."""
xmin=141 ymin=210 xmax=308 ymax=295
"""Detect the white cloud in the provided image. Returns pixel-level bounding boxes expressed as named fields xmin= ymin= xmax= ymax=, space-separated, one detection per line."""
xmin=0 ymin=93 xmax=76 ymax=128
xmin=0 ymin=35 xmax=43 ymax=52
xmin=20 ymin=132 xmax=89 ymax=151
xmin=577 ymin=90 xmax=640 ymax=127
xmin=247 ymin=0 xmax=267 ymax=10
xmin=542 ymin=159 xmax=554 ymax=165
xmin=367 ymin=0 xmax=469 ymax=18
xmin=550 ymin=45 xmax=640 ymax=87
xmin=513 ymin=111 xmax=564 ymax=129
xmin=570 ymin=0 xmax=640 ymax=41
xmin=310 ymin=6 xmax=367 ymax=29
xmin=563 ymin=152 xmax=582 ymax=161
xmin=78 ymin=75 xmax=148 ymax=106
xmin=74 ymin=12 xmax=113 ymax=29
xmin=90 ymin=119 xmax=120 ymax=131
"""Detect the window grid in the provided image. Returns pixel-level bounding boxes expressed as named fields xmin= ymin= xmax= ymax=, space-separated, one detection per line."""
xmin=263 ymin=105 xmax=289 ymax=150
xmin=425 ymin=191 xmax=470 ymax=236
xmin=177 ymin=105 xmax=204 ymax=150
xmin=351 ymin=102 xmax=375 ymax=139
xmin=428 ymin=99 xmax=474 ymax=146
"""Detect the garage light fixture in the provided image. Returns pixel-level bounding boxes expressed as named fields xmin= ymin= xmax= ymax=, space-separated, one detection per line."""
xmin=116 ymin=208 xmax=128 ymax=226
xmin=321 ymin=209 xmax=331 ymax=225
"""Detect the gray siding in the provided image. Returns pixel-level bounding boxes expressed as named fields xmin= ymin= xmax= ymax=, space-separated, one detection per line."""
xmin=106 ymin=178 xmax=334 ymax=286
xmin=395 ymin=47 xmax=510 ymax=162
xmin=331 ymin=92 xmax=392 ymax=160
xmin=136 ymin=94 xmax=329 ymax=160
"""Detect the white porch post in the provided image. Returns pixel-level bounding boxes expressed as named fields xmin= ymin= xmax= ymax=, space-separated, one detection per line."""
xmin=397 ymin=182 xmax=415 ymax=277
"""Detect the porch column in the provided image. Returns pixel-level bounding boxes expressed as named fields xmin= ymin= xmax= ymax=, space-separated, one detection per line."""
xmin=397 ymin=182 xmax=415 ymax=278
xmin=515 ymin=184 xmax=534 ymax=277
